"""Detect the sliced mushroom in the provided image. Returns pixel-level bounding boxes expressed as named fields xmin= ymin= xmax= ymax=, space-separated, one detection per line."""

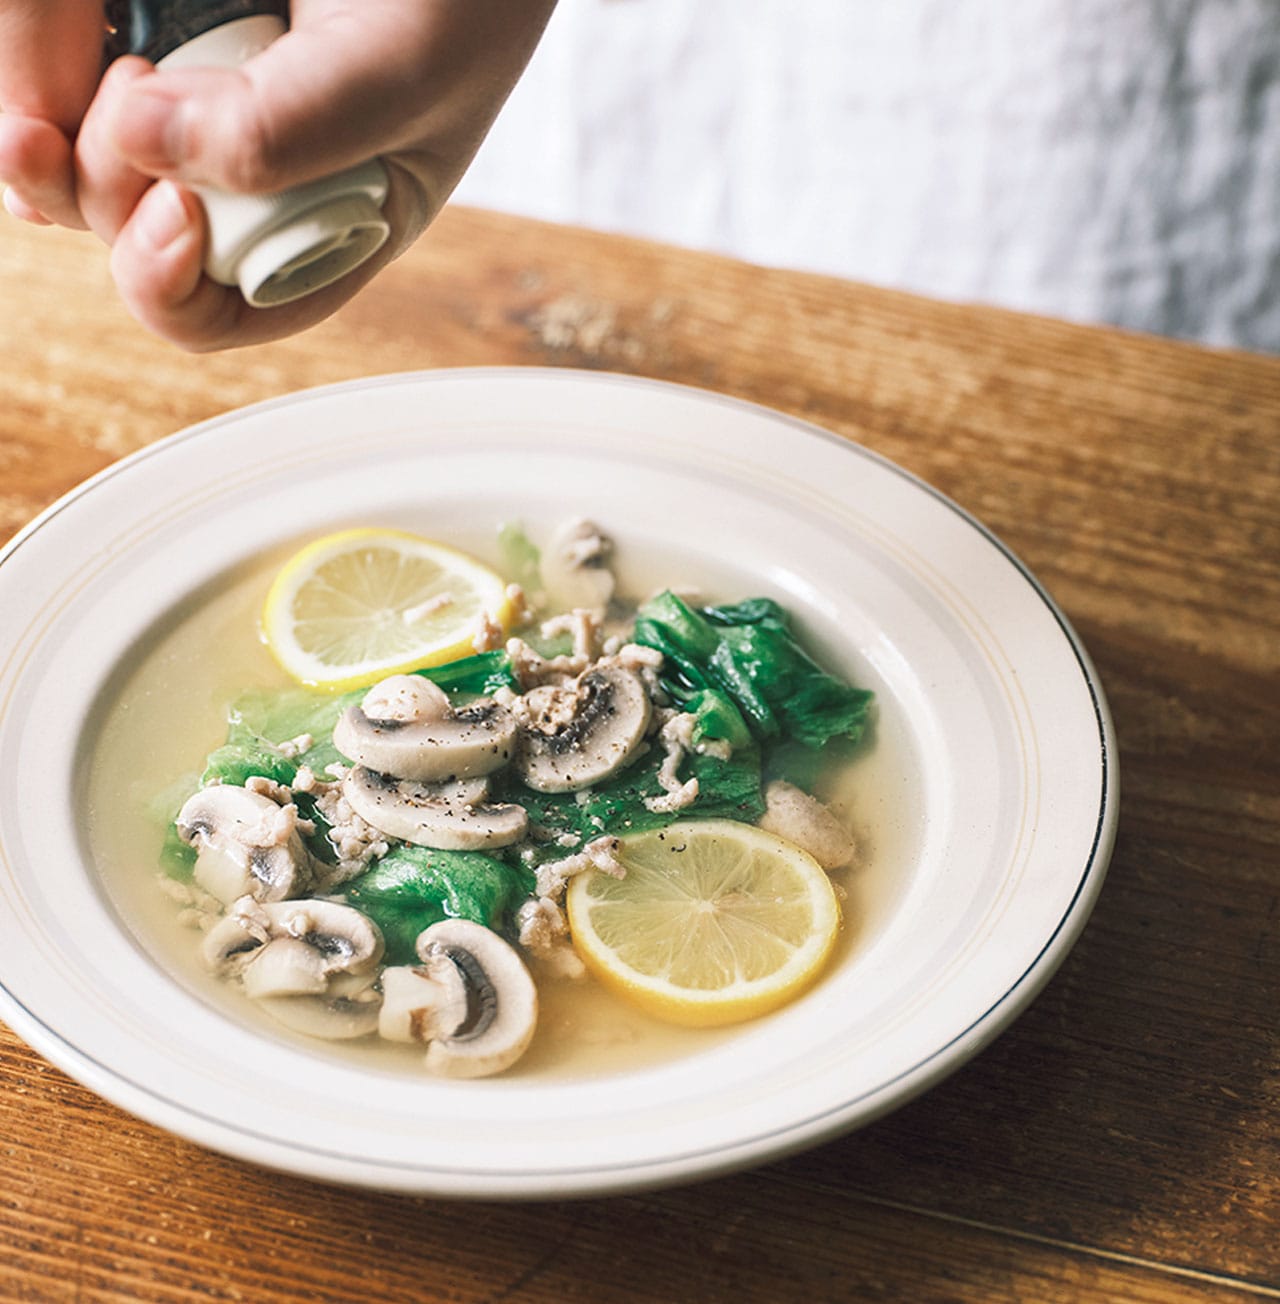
xmin=378 ymin=919 xmax=538 ymax=1078
xmin=333 ymin=674 xmax=517 ymax=782
xmin=201 ymin=897 xmax=274 ymax=976
xmin=256 ymin=972 xmax=383 ymax=1040
xmin=204 ymin=898 xmax=384 ymax=1041
xmin=758 ymin=780 xmax=857 ymax=870
xmin=202 ymin=896 xmax=384 ymax=1006
xmin=539 ymin=518 xmax=615 ymax=614
xmin=342 ymin=766 xmax=528 ymax=851
xmin=514 ymin=664 xmax=652 ymax=792
xmin=176 ymin=784 xmax=312 ymax=905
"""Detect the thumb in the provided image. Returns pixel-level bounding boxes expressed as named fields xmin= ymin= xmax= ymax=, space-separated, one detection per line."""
xmin=104 ymin=17 xmax=438 ymax=194
xmin=104 ymin=2 xmax=554 ymax=195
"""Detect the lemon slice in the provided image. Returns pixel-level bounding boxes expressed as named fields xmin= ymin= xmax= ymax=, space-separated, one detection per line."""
xmin=566 ymin=819 xmax=841 ymax=1027
xmin=261 ymin=528 xmax=512 ymax=689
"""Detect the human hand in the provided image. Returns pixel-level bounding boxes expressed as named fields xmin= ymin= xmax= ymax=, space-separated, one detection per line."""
xmin=0 ymin=0 xmax=556 ymax=350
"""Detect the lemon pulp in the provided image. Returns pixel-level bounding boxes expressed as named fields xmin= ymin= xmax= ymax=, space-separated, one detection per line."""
xmin=261 ymin=528 xmax=512 ymax=690
xmin=566 ymin=819 xmax=841 ymax=1027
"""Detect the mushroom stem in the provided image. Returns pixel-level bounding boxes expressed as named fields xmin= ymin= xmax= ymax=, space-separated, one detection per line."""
xmin=378 ymin=920 xmax=539 ymax=1078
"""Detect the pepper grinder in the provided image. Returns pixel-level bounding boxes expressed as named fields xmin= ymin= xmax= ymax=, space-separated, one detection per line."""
xmin=105 ymin=0 xmax=390 ymax=307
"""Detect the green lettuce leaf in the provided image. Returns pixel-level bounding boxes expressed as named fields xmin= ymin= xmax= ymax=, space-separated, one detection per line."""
xmin=497 ymin=521 xmax=542 ymax=594
xmin=341 ymin=846 xmax=535 ymax=965
xmin=510 ymin=740 xmax=765 ymax=861
xmin=200 ymin=720 xmax=300 ymax=788
xmin=634 ymin=591 xmax=873 ymax=750
xmin=159 ymin=822 xmax=197 ymax=882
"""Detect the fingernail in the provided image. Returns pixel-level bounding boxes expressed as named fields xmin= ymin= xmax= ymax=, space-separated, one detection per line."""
xmin=137 ymin=181 xmax=190 ymax=250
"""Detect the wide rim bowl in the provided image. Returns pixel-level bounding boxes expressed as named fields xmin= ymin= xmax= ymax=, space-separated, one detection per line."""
xmin=0 ymin=368 xmax=1116 ymax=1197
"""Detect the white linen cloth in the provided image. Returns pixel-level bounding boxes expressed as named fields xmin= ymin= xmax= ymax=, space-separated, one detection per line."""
xmin=455 ymin=0 xmax=1280 ymax=352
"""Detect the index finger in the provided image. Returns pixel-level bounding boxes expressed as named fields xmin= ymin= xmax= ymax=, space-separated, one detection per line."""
xmin=0 ymin=0 xmax=106 ymax=131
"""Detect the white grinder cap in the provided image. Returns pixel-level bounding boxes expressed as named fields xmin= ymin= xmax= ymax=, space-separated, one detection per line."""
xmin=157 ymin=15 xmax=392 ymax=307
xmin=200 ymin=160 xmax=392 ymax=307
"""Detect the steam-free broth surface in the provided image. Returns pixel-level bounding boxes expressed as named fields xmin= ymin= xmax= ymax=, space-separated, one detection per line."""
xmin=84 ymin=535 xmax=917 ymax=1081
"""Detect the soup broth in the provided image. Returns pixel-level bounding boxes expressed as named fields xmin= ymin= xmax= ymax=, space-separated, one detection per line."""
xmin=84 ymin=530 xmax=918 ymax=1082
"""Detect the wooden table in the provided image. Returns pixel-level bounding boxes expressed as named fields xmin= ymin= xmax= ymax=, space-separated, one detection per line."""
xmin=1 ymin=206 xmax=1277 ymax=1303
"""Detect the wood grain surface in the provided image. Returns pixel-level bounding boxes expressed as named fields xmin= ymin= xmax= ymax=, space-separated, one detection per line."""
xmin=0 ymin=206 xmax=1277 ymax=1303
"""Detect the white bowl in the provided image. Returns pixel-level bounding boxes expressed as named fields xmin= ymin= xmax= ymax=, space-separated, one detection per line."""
xmin=0 ymin=369 xmax=1116 ymax=1197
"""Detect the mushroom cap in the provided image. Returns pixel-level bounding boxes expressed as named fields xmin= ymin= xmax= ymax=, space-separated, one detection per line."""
xmin=360 ymin=674 xmax=451 ymax=723
xmin=394 ymin=919 xmax=539 ymax=1078
xmin=514 ymin=665 xmax=652 ymax=793
xmin=333 ymin=697 xmax=518 ymax=783
xmin=342 ymin=767 xmax=529 ymax=851
xmin=176 ymin=784 xmax=310 ymax=905
xmin=202 ymin=903 xmax=272 ymax=976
